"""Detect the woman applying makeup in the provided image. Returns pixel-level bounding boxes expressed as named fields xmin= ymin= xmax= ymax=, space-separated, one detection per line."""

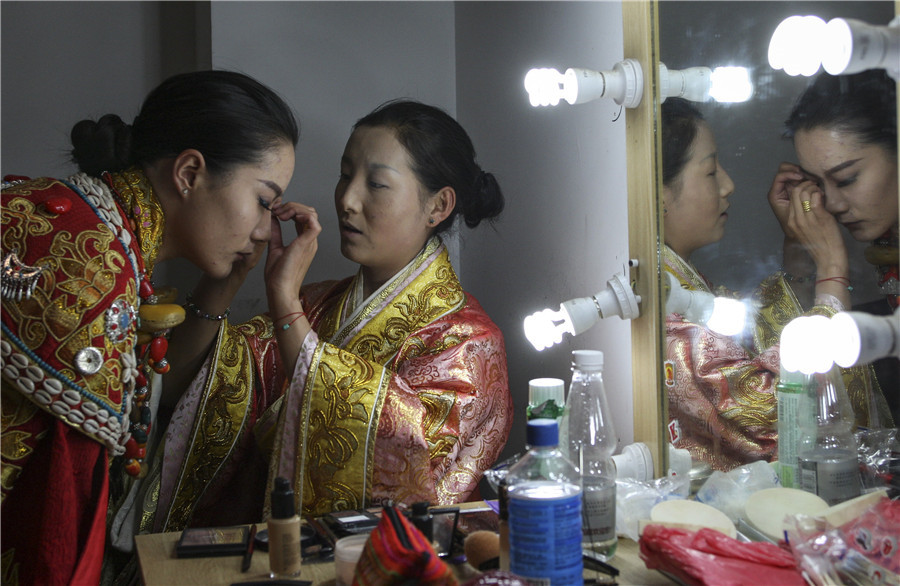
xmin=149 ymin=100 xmax=512 ymax=531
xmin=763 ymin=69 xmax=898 ymax=423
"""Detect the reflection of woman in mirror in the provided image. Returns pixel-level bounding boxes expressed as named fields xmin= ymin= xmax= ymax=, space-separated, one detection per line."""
xmin=767 ymin=70 xmax=898 ymax=422
xmin=661 ymin=98 xmax=780 ymax=471
xmin=144 ymin=100 xmax=513 ymax=533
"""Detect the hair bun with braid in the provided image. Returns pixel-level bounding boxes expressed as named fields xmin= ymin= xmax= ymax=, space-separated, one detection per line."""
xmin=70 ymin=113 xmax=134 ymax=176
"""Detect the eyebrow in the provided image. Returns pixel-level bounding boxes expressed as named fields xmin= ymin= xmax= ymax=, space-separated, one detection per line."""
xmin=369 ymin=162 xmax=400 ymax=174
xmin=799 ymin=158 xmax=861 ymax=181
xmin=259 ymin=179 xmax=283 ymax=198
xmin=339 ymin=156 xmax=400 ymax=175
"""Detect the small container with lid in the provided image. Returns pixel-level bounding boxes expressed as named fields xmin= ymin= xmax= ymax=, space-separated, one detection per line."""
xmin=527 ymin=378 xmax=565 ymax=421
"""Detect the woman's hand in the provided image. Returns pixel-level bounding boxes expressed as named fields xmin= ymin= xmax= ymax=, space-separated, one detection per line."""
xmin=767 ymin=162 xmax=806 ymax=235
xmin=265 ymin=201 xmax=321 ymax=310
xmin=783 ymin=180 xmax=847 ymax=274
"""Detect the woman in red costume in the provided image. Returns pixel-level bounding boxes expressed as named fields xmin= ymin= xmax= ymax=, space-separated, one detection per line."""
xmin=1 ymin=70 xmax=299 ymax=585
xmin=145 ymin=100 xmax=513 ymax=533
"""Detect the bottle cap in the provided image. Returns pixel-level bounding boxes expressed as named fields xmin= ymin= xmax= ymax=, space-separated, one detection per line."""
xmin=612 ymin=442 xmax=653 ymax=481
xmin=528 ymin=378 xmax=565 ymax=407
xmin=271 ymin=476 xmax=295 ymax=519
xmin=572 ymin=349 xmax=604 ymax=369
xmin=526 ymin=418 xmax=559 ymax=447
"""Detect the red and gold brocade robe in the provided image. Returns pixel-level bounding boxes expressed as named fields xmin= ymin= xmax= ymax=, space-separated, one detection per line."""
xmin=663 ymin=246 xmax=893 ymax=472
xmin=151 ymin=238 xmax=512 ymax=529
xmin=1 ymin=173 xmax=150 ymax=585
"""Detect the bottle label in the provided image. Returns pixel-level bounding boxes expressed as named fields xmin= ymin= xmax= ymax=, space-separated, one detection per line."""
xmin=582 ymin=483 xmax=616 ymax=544
xmin=509 ymin=486 xmax=583 ymax=585
xmin=798 ymin=453 xmax=861 ymax=506
xmin=776 ymin=384 xmax=813 ymax=488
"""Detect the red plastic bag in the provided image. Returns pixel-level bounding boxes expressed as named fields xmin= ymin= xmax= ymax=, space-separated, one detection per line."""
xmin=639 ymin=524 xmax=806 ymax=586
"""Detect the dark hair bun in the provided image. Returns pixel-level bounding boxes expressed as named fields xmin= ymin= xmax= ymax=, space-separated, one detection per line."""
xmin=70 ymin=114 xmax=134 ymax=175
xmin=463 ymin=171 xmax=504 ymax=228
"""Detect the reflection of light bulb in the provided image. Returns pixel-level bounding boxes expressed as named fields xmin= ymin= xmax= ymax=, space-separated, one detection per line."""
xmin=769 ymin=15 xmax=900 ymax=80
xmin=830 ymin=308 xmax=900 ymax=367
xmin=705 ymin=297 xmax=748 ymax=336
xmin=780 ymin=315 xmax=836 ymax=374
xmin=524 ymin=273 xmax=641 ymax=351
xmin=709 ymin=67 xmax=753 ymax=102
xmin=660 ymin=64 xmax=752 ymax=103
xmin=664 ymin=273 xmax=749 ymax=336
xmin=821 ymin=18 xmax=900 ymax=78
xmin=768 ymin=15 xmax=828 ymax=77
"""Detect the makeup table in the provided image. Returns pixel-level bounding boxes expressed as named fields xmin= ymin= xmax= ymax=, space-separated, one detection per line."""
xmin=134 ymin=502 xmax=675 ymax=585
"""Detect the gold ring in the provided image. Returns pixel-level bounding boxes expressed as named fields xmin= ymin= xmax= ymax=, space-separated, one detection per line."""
xmin=801 ymin=200 xmax=812 ymax=213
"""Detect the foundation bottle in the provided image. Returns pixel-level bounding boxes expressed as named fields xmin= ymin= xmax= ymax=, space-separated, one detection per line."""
xmin=268 ymin=476 xmax=302 ymax=578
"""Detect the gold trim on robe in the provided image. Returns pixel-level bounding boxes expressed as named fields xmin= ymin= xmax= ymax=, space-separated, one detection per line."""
xmin=158 ymin=319 xmax=256 ymax=531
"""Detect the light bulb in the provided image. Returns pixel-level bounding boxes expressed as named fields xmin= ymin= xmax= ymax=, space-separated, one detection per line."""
xmin=523 ymin=60 xmax=643 ymax=109
xmin=523 ymin=273 xmax=640 ymax=351
xmin=664 ymin=272 xmax=749 ymax=336
xmin=781 ymin=315 xmax=836 ymax=374
xmin=524 ymin=68 xmax=567 ymax=107
xmin=524 ymin=307 xmax=573 ymax=351
xmin=705 ymin=297 xmax=749 ymax=337
xmin=821 ymin=18 xmax=900 ymax=77
xmin=830 ymin=309 xmax=900 ymax=367
xmin=708 ymin=67 xmax=753 ymax=102
xmin=768 ymin=15 xmax=828 ymax=77
xmin=769 ymin=15 xmax=899 ymax=79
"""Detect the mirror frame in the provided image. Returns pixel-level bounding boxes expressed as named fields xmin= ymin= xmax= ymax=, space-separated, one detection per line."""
xmin=624 ymin=0 xmax=667 ymax=477
xmin=625 ymin=0 xmax=900 ymax=478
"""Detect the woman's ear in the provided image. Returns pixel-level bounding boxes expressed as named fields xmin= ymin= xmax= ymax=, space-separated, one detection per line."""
xmin=428 ymin=186 xmax=456 ymax=225
xmin=172 ymin=149 xmax=206 ymax=198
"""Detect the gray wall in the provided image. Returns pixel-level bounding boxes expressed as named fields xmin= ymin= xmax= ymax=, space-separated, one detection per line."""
xmin=2 ymin=1 xmax=634 ymax=472
xmin=1 ymin=1 xmax=209 ymax=178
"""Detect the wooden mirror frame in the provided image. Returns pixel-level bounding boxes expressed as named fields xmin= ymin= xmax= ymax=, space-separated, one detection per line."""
xmin=623 ymin=0 xmax=667 ymax=477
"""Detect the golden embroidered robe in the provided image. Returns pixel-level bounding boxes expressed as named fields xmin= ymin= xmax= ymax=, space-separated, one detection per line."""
xmin=663 ymin=246 xmax=893 ymax=472
xmin=151 ymin=238 xmax=512 ymax=529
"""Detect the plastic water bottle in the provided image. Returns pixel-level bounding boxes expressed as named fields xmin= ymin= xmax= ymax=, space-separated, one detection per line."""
xmin=776 ymin=364 xmax=814 ymax=488
xmin=507 ymin=419 xmax=583 ymax=585
xmin=798 ymin=365 xmax=861 ymax=505
xmin=560 ymin=349 xmax=617 ymax=560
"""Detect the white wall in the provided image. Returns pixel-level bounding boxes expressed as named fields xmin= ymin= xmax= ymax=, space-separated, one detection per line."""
xmin=2 ymin=1 xmax=635 ymax=471
xmin=455 ymin=2 xmax=633 ymax=463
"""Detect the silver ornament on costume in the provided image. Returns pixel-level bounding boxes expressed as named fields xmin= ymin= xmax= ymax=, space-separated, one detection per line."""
xmin=1 ymin=251 xmax=45 ymax=301
xmin=105 ymin=299 xmax=137 ymax=343
xmin=74 ymin=347 xmax=104 ymax=375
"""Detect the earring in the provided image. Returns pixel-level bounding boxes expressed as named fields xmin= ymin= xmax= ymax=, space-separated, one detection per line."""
xmin=182 ymin=188 xmax=189 ymax=195
xmin=428 ymin=218 xmax=435 ymax=225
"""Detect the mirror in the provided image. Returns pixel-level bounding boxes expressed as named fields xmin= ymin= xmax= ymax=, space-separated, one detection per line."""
xmin=657 ymin=1 xmax=898 ymax=470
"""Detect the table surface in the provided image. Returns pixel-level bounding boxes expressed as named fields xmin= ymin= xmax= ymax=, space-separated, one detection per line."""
xmin=135 ymin=505 xmax=675 ymax=585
